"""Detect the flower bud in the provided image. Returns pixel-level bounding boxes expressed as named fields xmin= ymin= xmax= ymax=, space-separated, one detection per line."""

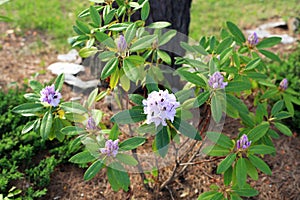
xmin=247 ymin=32 xmax=259 ymax=47
xmin=100 ymin=139 xmax=119 ymax=157
xmin=40 ymin=85 xmax=62 ymax=107
xmin=208 ymin=72 xmax=228 ymax=89
xmin=117 ymin=35 xmax=127 ymax=53
xmin=279 ymin=78 xmax=288 ymax=91
xmin=236 ymin=134 xmax=251 ymax=150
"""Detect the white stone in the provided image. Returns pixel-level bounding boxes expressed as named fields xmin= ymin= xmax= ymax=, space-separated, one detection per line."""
xmin=47 ymin=62 xmax=85 ymax=75
xmin=64 ymin=74 xmax=98 ymax=89
xmin=57 ymin=49 xmax=81 ymax=63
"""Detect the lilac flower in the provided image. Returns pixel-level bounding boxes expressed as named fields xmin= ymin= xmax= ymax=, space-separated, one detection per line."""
xmin=143 ymin=90 xmax=180 ymax=127
xmin=279 ymin=78 xmax=288 ymax=91
xmin=86 ymin=116 xmax=97 ymax=130
xmin=117 ymin=35 xmax=127 ymax=53
xmin=247 ymin=32 xmax=259 ymax=47
xmin=100 ymin=139 xmax=119 ymax=157
xmin=40 ymin=85 xmax=62 ymax=107
xmin=236 ymin=134 xmax=251 ymax=150
xmin=208 ymin=72 xmax=228 ymax=89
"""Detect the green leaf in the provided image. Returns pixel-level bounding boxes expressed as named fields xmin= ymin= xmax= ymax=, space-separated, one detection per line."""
xmin=202 ymin=145 xmax=230 ymax=156
xmin=217 ymin=153 xmax=236 ymax=174
xmin=244 ymin=58 xmax=261 ymax=71
xmin=206 ymin=132 xmax=233 ymax=149
xmin=107 ymin=162 xmax=130 ymax=191
xmin=116 ymin=153 xmax=138 ymax=166
xmin=177 ymin=69 xmax=206 ymax=87
xmin=89 ymin=5 xmax=101 ymax=26
xmin=226 ymin=94 xmax=249 ymax=115
xmin=111 ymin=107 xmax=146 ymax=124
xmin=69 ymin=151 xmax=96 ymax=164
xmin=270 ymin=100 xmax=284 ymax=116
xmin=248 ymin=154 xmax=272 ymax=175
xmin=224 ymin=166 xmax=233 ymax=186
xmin=259 ymin=49 xmax=281 ymax=62
xmin=230 ymin=193 xmax=243 ymax=200
xmin=256 ymin=37 xmax=281 ymax=49
xmin=274 ymin=122 xmax=292 ymax=136
xmin=141 ymin=1 xmax=150 ymax=20
xmin=40 ymin=110 xmax=53 ymax=140
xmin=260 ymin=88 xmax=278 ymax=99
xmin=180 ymin=42 xmax=208 ymax=55
xmin=22 ymin=120 xmax=36 ymax=134
xmin=61 ymin=126 xmax=86 ymax=135
xmin=155 ymin=126 xmax=170 ymax=157
xmin=12 ymin=103 xmax=44 ymax=116
xmin=194 ymin=91 xmax=210 ymax=107
xmin=147 ymin=21 xmax=171 ymax=29
xmin=60 ymin=102 xmax=88 ymax=114
xmin=249 ymin=145 xmax=276 ymax=155
xmin=126 ymin=55 xmax=145 ymax=65
xmin=130 ymin=35 xmax=157 ymax=52
xmin=283 ymin=94 xmax=294 ymax=116
xmin=128 ymin=94 xmax=144 ymax=105
xmin=123 ymin=58 xmax=139 ymax=82
xmin=119 ymin=137 xmax=146 ymax=151
xmin=79 ymin=46 xmax=98 ymax=58
xmin=87 ymin=88 xmax=98 ymax=108
xmin=159 ymin=30 xmax=177 ymax=46
xmin=103 ymin=8 xmax=116 ymax=25
xmin=245 ymin=158 xmax=258 ymax=180
xmin=84 ymin=160 xmax=104 ymax=181
xmin=124 ymin=23 xmax=137 ymax=44
xmin=157 ymin=50 xmax=171 ymax=65
xmin=225 ymin=80 xmax=251 ymax=92
xmin=236 ymin=157 xmax=247 ymax=187
xmin=247 ymin=122 xmax=270 ymax=142
xmin=76 ymin=20 xmax=90 ymax=34
xmin=211 ymin=93 xmax=223 ymax=123
xmin=109 ymin=124 xmax=119 ymax=140
xmin=239 ymin=112 xmax=255 ymax=128
xmin=95 ymin=31 xmax=116 ymax=49
xmin=54 ymin=73 xmax=65 ymax=92
xmin=233 ymin=188 xmax=259 ymax=197
xmin=173 ymin=117 xmax=201 ymax=140
xmin=100 ymin=57 xmax=119 ymax=79
xmin=226 ymin=21 xmax=246 ymax=43
xmin=198 ymin=191 xmax=219 ymax=200
xmin=216 ymin=37 xmax=233 ymax=54
xmin=274 ymin=111 xmax=292 ymax=120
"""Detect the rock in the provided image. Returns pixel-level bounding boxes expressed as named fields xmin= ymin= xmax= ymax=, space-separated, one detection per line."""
xmin=64 ymin=74 xmax=98 ymax=89
xmin=57 ymin=49 xmax=82 ymax=64
xmin=47 ymin=62 xmax=85 ymax=75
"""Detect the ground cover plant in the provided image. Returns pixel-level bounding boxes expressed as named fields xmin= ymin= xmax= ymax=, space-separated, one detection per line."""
xmin=11 ymin=0 xmax=300 ymax=199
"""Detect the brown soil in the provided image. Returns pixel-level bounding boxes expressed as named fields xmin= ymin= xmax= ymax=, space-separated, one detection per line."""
xmin=1 ymin=22 xmax=300 ymax=200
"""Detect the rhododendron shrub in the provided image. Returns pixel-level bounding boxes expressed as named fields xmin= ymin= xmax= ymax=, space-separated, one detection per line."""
xmin=13 ymin=0 xmax=300 ymax=199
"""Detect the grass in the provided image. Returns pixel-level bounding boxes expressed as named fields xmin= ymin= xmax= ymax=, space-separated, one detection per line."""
xmin=1 ymin=0 xmax=88 ymax=50
xmin=190 ymin=0 xmax=300 ymax=41
xmin=1 ymin=0 xmax=299 ymax=49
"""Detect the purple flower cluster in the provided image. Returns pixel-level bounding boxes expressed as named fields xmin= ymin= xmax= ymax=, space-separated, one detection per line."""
xmin=236 ymin=134 xmax=251 ymax=150
xmin=86 ymin=116 xmax=97 ymax=130
xmin=208 ymin=72 xmax=228 ymax=89
xmin=143 ymin=90 xmax=180 ymax=127
xmin=100 ymin=139 xmax=119 ymax=157
xmin=247 ymin=32 xmax=259 ymax=47
xmin=40 ymin=85 xmax=62 ymax=107
xmin=117 ymin=35 xmax=127 ymax=53
xmin=279 ymin=78 xmax=288 ymax=91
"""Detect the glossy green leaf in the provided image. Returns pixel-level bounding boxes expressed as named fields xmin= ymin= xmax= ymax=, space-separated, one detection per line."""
xmin=111 ymin=107 xmax=146 ymax=124
xmin=157 ymin=50 xmax=171 ymax=65
xmin=224 ymin=166 xmax=233 ymax=186
xmin=211 ymin=93 xmax=223 ymax=123
xmin=100 ymin=57 xmax=119 ymax=79
xmin=130 ymin=35 xmax=157 ymax=52
xmin=202 ymin=145 xmax=230 ymax=156
xmin=89 ymin=5 xmax=101 ymax=26
xmin=12 ymin=103 xmax=44 ymax=116
xmin=236 ymin=157 xmax=247 ymax=187
xmin=22 ymin=120 xmax=36 ymax=134
xmin=119 ymin=137 xmax=146 ymax=151
xmin=247 ymin=122 xmax=270 ymax=142
xmin=225 ymin=80 xmax=251 ymax=92
xmin=125 ymin=23 xmax=137 ymax=44
xmin=107 ymin=162 xmax=130 ymax=191
xmin=84 ymin=160 xmax=104 ymax=181
xmin=194 ymin=91 xmax=210 ymax=107
xmin=206 ymin=132 xmax=233 ymax=149
xmin=141 ymin=0 xmax=150 ymax=20
xmin=217 ymin=153 xmax=236 ymax=174
xmin=54 ymin=73 xmax=65 ymax=92
xmin=159 ymin=30 xmax=177 ymax=46
xmin=249 ymin=145 xmax=276 ymax=155
xmin=177 ymin=69 xmax=206 ymax=87
xmin=95 ymin=31 xmax=116 ymax=49
xmin=61 ymin=126 xmax=86 ymax=135
xmin=256 ymin=36 xmax=281 ymax=49
xmin=128 ymin=94 xmax=144 ymax=105
xmin=245 ymin=158 xmax=258 ymax=180
xmin=116 ymin=153 xmax=138 ymax=166
xmin=226 ymin=21 xmax=246 ymax=43
xmin=248 ymin=154 xmax=272 ymax=175
xmin=259 ymin=49 xmax=281 ymax=62
xmin=123 ymin=58 xmax=139 ymax=82
xmin=40 ymin=110 xmax=53 ymax=140
xmin=147 ymin=21 xmax=171 ymax=29
xmin=69 ymin=151 xmax=96 ymax=164
xmin=274 ymin=122 xmax=292 ymax=136
xmin=76 ymin=20 xmax=90 ymax=34
xmin=244 ymin=58 xmax=261 ymax=71
xmin=234 ymin=188 xmax=259 ymax=197
xmin=79 ymin=46 xmax=98 ymax=58
xmin=198 ymin=191 xmax=219 ymax=200
xmin=60 ymin=102 xmax=88 ymax=114
xmin=155 ymin=126 xmax=170 ymax=157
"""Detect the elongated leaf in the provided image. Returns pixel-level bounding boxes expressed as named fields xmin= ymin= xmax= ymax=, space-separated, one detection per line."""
xmin=211 ymin=93 xmax=222 ymax=123
xmin=147 ymin=21 xmax=171 ymax=29
xmin=248 ymin=154 xmax=272 ymax=175
xmin=173 ymin=117 xmax=201 ymax=140
xmin=12 ymin=103 xmax=44 ymax=116
xmin=40 ymin=110 xmax=53 ymax=140
xmin=95 ymin=31 xmax=116 ymax=49
xmin=226 ymin=21 xmax=246 ymax=43
xmin=202 ymin=145 xmax=230 ymax=156
xmin=234 ymin=188 xmax=259 ymax=197
xmin=22 ymin=120 xmax=36 ymax=134
xmin=245 ymin=158 xmax=258 ymax=180
xmin=54 ymin=73 xmax=65 ymax=92
xmin=194 ymin=91 xmax=210 ymax=107
xmin=159 ymin=30 xmax=177 ymax=46
xmin=79 ymin=46 xmax=98 ymax=58
xmin=216 ymin=37 xmax=233 ymax=54
xmin=60 ymin=102 xmax=88 ymax=114
xmin=76 ymin=20 xmax=90 ymax=34
xmin=217 ymin=153 xmax=236 ymax=174
xmin=124 ymin=23 xmax=136 ymax=44
xmin=206 ymin=132 xmax=233 ymax=149
xmin=271 ymin=100 xmax=284 ymax=116
xmin=116 ymin=153 xmax=138 ymax=166
xmin=128 ymin=94 xmax=144 ymax=105
xmin=130 ymin=35 xmax=157 ymax=52
xmin=141 ymin=1 xmax=150 ymax=20
xmin=259 ymin=49 xmax=281 ymax=62
xmin=157 ymin=50 xmax=171 ymax=65
xmin=123 ymin=58 xmax=139 ymax=82
xmin=274 ymin=122 xmax=292 ymax=136
xmin=119 ymin=137 xmax=146 ymax=151
xmin=107 ymin=162 xmax=130 ymax=191
xmin=84 ymin=160 xmax=104 ymax=181
xmin=283 ymin=94 xmax=294 ymax=116
xmin=155 ymin=126 xmax=170 ymax=157
xmin=226 ymin=94 xmax=249 ymax=114
xmin=89 ymin=5 xmax=101 ymax=26
xmin=177 ymin=69 xmax=206 ymax=87
xmin=198 ymin=191 xmax=219 ymax=200
xmin=225 ymin=80 xmax=251 ymax=92
xmin=236 ymin=158 xmax=247 ymax=187
xmin=247 ymin=122 xmax=270 ymax=142
xmin=101 ymin=57 xmax=119 ymax=79
xmin=61 ymin=126 xmax=86 ymax=135
xmin=180 ymin=42 xmax=208 ymax=55
xmin=111 ymin=108 xmax=146 ymax=124
xmin=224 ymin=166 xmax=233 ymax=186
xmin=69 ymin=151 xmax=96 ymax=164
xmin=245 ymin=58 xmax=261 ymax=71
xmin=249 ymin=145 xmax=276 ymax=155
xmin=256 ymin=37 xmax=281 ymax=49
